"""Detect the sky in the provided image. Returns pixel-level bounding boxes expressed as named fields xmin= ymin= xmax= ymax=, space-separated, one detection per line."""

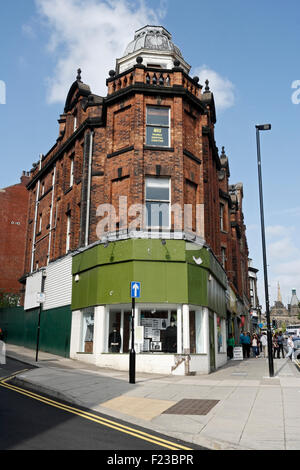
xmin=0 ymin=0 xmax=299 ymax=308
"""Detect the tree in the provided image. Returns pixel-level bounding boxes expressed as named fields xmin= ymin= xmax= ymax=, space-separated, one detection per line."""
xmin=0 ymin=289 xmax=20 ymax=308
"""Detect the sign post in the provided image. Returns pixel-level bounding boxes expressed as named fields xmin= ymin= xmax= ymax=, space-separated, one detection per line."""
xmin=129 ymin=282 xmax=141 ymax=384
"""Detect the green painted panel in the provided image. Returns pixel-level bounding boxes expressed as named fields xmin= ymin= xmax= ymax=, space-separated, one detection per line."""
xmin=0 ymin=305 xmax=72 ymax=358
xmin=72 ymin=239 xmax=227 ymax=312
xmin=185 ymin=244 xmax=227 ymax=288
xmin=187 ymin=264 xmax=208 ymax=306
xmin=40 ymin=306 xmax=72 ymax=357
xmin=72 ymin=260 xmax=188 ymax=310
xmin=72 ymin=239 xmax=186 ymax=275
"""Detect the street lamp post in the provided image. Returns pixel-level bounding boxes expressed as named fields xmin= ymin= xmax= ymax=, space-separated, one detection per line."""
xmin=255 ymin=124 xmax=274 ymax=377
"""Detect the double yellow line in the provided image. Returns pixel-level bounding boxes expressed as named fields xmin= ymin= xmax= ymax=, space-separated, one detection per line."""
xmin=0 ymin=370 xmax=192 ymax=451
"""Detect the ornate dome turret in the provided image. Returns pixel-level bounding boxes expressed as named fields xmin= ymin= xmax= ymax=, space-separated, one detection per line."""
xmin=116 ymin=25 xmax=191 ymax=74
xmin=124 ymin=26 xmax=183 ymax=57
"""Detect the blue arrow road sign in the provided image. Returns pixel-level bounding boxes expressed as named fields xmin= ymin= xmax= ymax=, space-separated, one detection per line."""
xmin=131 ymin=282 xmax=141 ymax=298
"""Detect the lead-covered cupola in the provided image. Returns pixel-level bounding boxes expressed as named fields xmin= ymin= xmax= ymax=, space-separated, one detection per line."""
xmin=116 ymin=25 xmax=191 ymax=74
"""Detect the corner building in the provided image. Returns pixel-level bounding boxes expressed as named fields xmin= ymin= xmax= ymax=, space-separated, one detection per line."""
xmin=22 ymin=26 xmax=250 ymax=374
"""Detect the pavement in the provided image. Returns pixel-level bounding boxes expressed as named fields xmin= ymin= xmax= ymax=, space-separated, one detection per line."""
xmin=3 ymin=344 xmax=300 ymax=451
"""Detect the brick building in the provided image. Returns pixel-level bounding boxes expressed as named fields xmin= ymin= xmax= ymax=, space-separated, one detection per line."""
xmin=21 ymin=26 xmax=251 ymax=373
xmin=0 ymin=172 xmax=30 ymax=296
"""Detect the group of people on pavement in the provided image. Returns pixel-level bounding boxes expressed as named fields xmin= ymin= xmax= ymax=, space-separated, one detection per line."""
xmin=227 ymin=330 xmax=295 ymax=360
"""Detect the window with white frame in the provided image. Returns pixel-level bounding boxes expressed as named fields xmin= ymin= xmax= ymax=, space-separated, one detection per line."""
xmin=146 ymin=106 xmax=170 ymax=147
xmin=145 ymin=177 xmax=170 ymax=229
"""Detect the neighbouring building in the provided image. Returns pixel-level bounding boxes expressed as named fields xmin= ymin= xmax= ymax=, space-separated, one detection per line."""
xmin=269 ymin=284 xmax=300 ymax=328
xmin=0 ymin=172 xmax=30 ymax=297
xmin=248 ymin=258 xmax=261 ymax=332
xmin=20 ymin=25 xmax=251 ymax=374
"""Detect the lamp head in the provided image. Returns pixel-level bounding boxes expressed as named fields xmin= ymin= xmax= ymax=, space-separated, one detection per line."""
xmin=256 ymin=124 xmax=271 ymax=131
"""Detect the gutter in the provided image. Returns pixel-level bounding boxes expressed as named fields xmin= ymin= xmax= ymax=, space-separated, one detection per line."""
xmin=85 ymin=131 xmax=94 ymax=247
xmin=30 ymin=155 xmax=42 ymax=273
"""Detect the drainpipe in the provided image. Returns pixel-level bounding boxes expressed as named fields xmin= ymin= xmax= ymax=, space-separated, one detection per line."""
xmin=30 ymin=155 xmax=43 ymax=273
xmin=47 ymin=164 xmax=56 ymax=262
xmin=85 ymin=131 xmax=94 ymax=247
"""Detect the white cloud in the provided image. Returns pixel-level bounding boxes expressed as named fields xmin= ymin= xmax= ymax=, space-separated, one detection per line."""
xmin=35 ymin=0 xmax=164 ymax=103
xmin=193 ymin=65 xmax=235 ymax=112
xmin=260 ymin=225 xmax=300 ymax=307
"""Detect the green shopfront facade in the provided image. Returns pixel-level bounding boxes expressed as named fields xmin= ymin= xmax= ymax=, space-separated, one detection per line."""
xmin=70 ymin=239 xmax=227 ymax=375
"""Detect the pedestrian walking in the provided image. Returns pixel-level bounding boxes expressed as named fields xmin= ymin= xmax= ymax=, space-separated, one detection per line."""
xmin=272 ymin=333 xmax=279 ymax=359
xmin=244 ymin=332 xmax=251 ymax=358
xmin=227 ymin=333 xmax=235 ymax=359
xmin=240 ymin=331 xmax=247 ymax=359
xmin=260 ymin=332 xmax=268 ymax=358
xmin=277 ymin=331 xmax=285 ymax=359
xmin=251 ymin=334 xmax=260 ymax=358
xmin=286 ymin=335 xmax=294 ymax=361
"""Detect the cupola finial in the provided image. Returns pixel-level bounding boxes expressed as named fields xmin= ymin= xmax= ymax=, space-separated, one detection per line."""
xmin=77 ymin=68 xmax=82 ymax=82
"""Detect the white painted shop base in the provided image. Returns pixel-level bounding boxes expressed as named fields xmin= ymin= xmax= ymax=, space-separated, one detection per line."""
xmin=69 ymin=304 xmax=228 ymax=376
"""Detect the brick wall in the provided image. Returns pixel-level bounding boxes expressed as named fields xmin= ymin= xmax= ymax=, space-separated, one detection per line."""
xmin=22 ymin=64 xmax=250 ymax=307
xmin=0 ymin=175 xmax=30 ymax=293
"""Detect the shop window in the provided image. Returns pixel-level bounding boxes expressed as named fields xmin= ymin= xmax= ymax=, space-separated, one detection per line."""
xmin=81 ymin=308 xmax=94 ymax=353
xmin=217 ymin=316 xmax=226 ymax=353
xmin=140 ymin=310 xmax=177 ymax=353
xmin=108 ymin=310 xmax=131 ymax=353
xmin=189 ymin=311 xmax=196 ymax=354
xmin=146 ymin=106 xmax=170 ymax=147
xmin=195 ymin=310 xmax=205 ymax=354
xmin=145 ymin=177 xmax=170 ymax=229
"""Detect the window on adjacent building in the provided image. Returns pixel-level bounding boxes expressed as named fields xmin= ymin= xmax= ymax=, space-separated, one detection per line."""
xmin=145 ymin=177 xmax=170 ymax=229
xmin=146 ymin=106 xmax=170 ymax=147
xmin=70 ymin=157 xmax=74 ymax=187
xmin=66 ymin=213 xmax=71 ymax=253
xmin=220 ymin=203 xmax=225 ymax=231
xmin=221 ymin=247 xmax=226 ymax=269
xmin=73 ymin=114 xmax=78 ymax=132
xmin=38 ymin=213 xmax=42 ymax=233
